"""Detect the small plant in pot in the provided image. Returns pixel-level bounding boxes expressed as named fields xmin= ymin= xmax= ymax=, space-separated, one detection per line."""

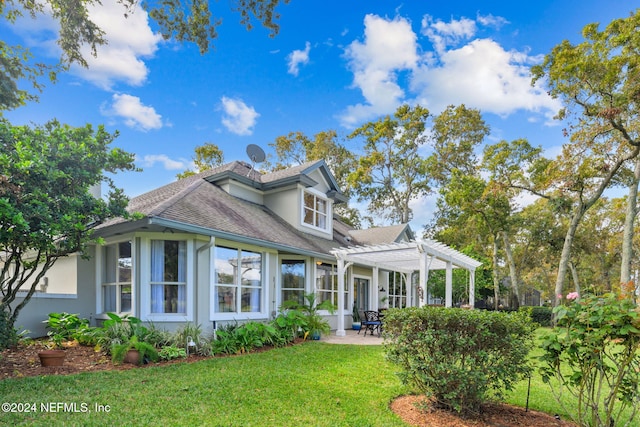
xmin=281 ymin=292 xmax=336 ymax=340
xmin=38 ymin=312 xmax=83 ymax=367
xmin=38 ymin=333 xmax=67 ymax=366
xmin=101 ymin=313 xmax=160 ymax=365
xmin=111 ymin=335 xmax=159 ymax=365
xmin=352 ymin=301 xmax=361 ymax=331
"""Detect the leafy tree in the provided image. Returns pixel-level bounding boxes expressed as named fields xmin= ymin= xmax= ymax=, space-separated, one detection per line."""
xmin=176 ymin=142 xmax=225 ymax=179
xmin=347 ymin=104 xmax=431 ymax=224
xmin=530 ymin=10 xmax=640 ymax=303
xmin=0 ymin=119 xmax=136 ymax=348
xmin=0 ymin=0 xmax=290 ymax=110
xmin=268 ymin=130 xmax=361 ymax=227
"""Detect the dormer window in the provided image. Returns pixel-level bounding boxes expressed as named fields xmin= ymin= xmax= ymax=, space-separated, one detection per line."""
xmin=303 ymin=190 xmax=329 ymax=230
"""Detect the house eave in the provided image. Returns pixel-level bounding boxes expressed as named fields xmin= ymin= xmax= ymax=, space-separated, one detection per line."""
xmin=147 ymin=217 xmax=332 ymax=258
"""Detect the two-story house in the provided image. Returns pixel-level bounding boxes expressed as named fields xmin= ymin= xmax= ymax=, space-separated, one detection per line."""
xmin=14 ymin=160 xmax=481 ymax=337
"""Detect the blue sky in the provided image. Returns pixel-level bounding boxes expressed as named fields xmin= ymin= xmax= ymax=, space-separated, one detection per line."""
xmin=3 ymin=0 xmax=637 ymax=231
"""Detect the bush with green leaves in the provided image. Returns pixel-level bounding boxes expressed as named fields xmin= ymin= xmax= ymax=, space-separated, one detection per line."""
xmin=384 ymin=306 xmax=535 ymax=414
xmin=519 ymin=306 xmax=553 ymax=327
xmin=44 ymin=312 xmax=89 ymax=340
xmin=158 ymin=345 xmax=187 ymax=361
xmin=539 ymin=292 xmax=640 ymax=427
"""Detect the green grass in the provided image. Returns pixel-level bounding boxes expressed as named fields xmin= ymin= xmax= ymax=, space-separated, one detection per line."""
xmin=1 ymin=334 xmax=637 ymax=427
xmin=0 ymin=343 xmax=407 ymax=426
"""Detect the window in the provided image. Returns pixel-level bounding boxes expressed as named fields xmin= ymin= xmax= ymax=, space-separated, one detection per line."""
xmin=281 ymin=259 xmax=305 ymax=305
xmin=102 ymin=241 xmax=132 ymax=314
xmin=150 ymin=240 xmax=186 ymax=314
xmin=213 ymin=246 xmax=262 ymax=314
xmin=303 ymin=191 xmax=328 ymax=230
xmin=316 ymin=263 xmax=337 ymax=306
xmin=389 ymin=272 xmax=408 ymax=308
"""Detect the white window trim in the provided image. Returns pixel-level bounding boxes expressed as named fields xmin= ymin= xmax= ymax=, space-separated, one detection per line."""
xmin=210 ymin=244 xmax=270 ymax=321
xmin=300 ymin=188 xmax=332 ymax=233
xmin=139 ymin=234 xmax=195 ymax=322
xmin=314 ymin=262 xmax=338 ymax=314
xmin=278 ymin=256 xmax=309 ymax=310
xmin=95 ymin=236 xmax=136 ymax=317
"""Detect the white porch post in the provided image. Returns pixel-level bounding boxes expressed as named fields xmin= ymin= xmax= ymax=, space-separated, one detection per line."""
xmin=469 ymin=269 xmax=476 ymax=308
xmin=336 ymin=257 xmax=346 ymax=336
xmin=418 ymin=250 xmax=427 ymax=307
xmin=372 ymin=267 xmax=379 ymax=311
xmin=445 ymin=260 xmax=453 ymax=308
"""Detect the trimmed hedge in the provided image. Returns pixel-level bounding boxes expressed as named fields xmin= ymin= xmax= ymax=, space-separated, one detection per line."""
xmin=519 ymin=306 xmax=553 ymax=327
xmin=384 ymin=307 xmax=535 ymax=414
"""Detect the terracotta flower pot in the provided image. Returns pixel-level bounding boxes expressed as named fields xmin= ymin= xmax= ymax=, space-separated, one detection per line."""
xmin=123 ymin=349 xmax=141 ymax=365
xmin=38 ymin=350 xmax=66 ymax=367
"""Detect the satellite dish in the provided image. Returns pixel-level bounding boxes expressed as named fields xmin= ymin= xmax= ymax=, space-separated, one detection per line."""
xmin=246 ymin=144 xmax=266 ymax=178
xmin=246 ymin=144 xmax=266 ymax=163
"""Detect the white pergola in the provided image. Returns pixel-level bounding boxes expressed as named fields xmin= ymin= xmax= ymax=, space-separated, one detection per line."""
xmin=331 ymin=239 xmax=482 ymax=336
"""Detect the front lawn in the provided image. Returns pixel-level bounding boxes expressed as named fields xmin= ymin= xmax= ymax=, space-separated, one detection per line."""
xmin=0 ymin=343 xmax=407 ymax=426
xmin=1 ymin=337 xmax=636 ymax=426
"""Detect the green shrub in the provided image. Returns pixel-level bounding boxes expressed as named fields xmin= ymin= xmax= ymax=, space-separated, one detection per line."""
xmin=44 ymin=312 xmax=89 ymax=340
xmin=520 ymin=306 xmax=553 ymax=327
xmin=539 ymin=292 xmax=640 ymax=427
xmin=384 ymin=307 xmax=535 ymax=414
xmin=158 ymin=345 xmax=187 ymax=360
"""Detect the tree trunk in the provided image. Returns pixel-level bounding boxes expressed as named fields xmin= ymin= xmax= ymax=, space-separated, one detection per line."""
xmin=620 ymin=157 xmax=640 ymax=286
xmin=501 ymin=231 xmax=520 ymax=307
xmin=492 ymin=234 xmax=500 ymax=310
xmin=568 ymin=260 xmax=581 ymax=296
xmin=554 ymin=204 xmax=587 ymax=306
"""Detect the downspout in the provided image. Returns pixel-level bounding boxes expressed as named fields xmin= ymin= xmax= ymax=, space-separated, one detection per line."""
xmin=197 ymin=236 xmax=216 ymax=336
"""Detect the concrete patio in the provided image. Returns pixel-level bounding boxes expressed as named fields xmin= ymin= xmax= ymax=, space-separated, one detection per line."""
xmin=321 ymin=329 xmax=383 ymax=345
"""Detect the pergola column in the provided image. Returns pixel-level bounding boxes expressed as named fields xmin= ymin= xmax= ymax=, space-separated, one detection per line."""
xmin=418 ymin=250 xmax=428 ymax=307
xmin=445 ymin=260 xmax=453 ymax=308
xmin=469 ymin=269 xmax=476 ymax=308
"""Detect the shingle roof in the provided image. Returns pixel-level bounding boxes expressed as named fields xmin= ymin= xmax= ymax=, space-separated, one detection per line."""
xmin=98 ymin=162 xmax=353 ymax=256
xmin=348 ymin=224 xmax=411 ymax=246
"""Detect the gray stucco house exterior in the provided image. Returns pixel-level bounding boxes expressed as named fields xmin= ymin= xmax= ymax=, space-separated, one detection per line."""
xmin=14 ymin=160 xmax=480 ymax=337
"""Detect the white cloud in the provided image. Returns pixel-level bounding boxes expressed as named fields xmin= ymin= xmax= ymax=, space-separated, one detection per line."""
xmin=220 ymin=96 xmax=260 ymax=136
xmin=411 ymin=38 xmax=561 ymax=119
xmin=287 ymin=42 xmax=311 ymax=76
xmin=340 ymin=13 xmax=561 ymax=127
xmin=476 ymin=13 xmax=510 ymax=29
xmin=102 ymin=93 xmax=163 ymax=131
xmin=11 ymin=0 xmax=162 ymax=89
xmin=71 ymin=1 xmax=162 ymax=89
xmin=137 ymin=154 xmax=188 ymax=170
xmin=421 ymin=15 xmax=476 ymax=54
xmin=341 ymin=14 xmax=419 ymax=127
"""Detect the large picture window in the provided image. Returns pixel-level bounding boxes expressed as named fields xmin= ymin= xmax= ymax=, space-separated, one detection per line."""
xmin=281 ymin=259 xmax=305 ymax=305
xmin=302 ymin=191 xmax=328 ymax=230
xmin=150 ymin=240 xmax=186 ymax=314
xmin=213 ymin=246 xmax=262 ymax=314
xmin=102 ymin=241 xmax=132 ymax=314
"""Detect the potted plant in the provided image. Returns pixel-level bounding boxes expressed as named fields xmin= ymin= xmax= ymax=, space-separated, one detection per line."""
xmin=281 ymin=292 xmax=336 ymax=340
xmin=111 ymin=335 xmax=159 ymax=365
xmin=352 ymin=302 xmax=361 ymax=331
xmin=38 ymin=333 xmax=67 ymax=366
xmin=38 ymin=312 xmax=79 ymax=367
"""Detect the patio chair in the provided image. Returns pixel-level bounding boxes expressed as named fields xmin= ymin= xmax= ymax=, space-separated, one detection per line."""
xmin=362 ymin=310 xmax=382 ymax=337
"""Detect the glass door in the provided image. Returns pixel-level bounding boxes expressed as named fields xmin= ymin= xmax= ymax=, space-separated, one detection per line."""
xmin=353 ymin=277 xmax=370 ymax=311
